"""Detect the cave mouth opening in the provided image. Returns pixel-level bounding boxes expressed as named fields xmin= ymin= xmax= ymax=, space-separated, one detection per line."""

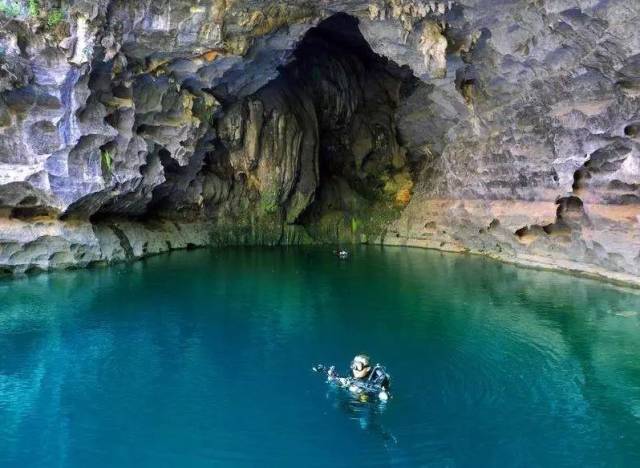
xmin=282 ymin=13 xmax=422 ymax=238
xmin=136 ymin=13 xmax=424 ymax=243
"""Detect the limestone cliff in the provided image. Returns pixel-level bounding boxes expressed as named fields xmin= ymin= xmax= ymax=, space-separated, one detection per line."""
xmin=0 ymin=0 xmax=638 ymax=285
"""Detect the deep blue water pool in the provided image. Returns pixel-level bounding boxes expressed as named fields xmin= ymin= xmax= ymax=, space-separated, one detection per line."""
xmin=1 ymin=246 xmax=640 ymax=467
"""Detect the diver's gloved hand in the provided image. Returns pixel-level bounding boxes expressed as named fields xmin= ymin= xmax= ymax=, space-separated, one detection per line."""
xmin=312 ymin=364 xmax=338 ymax=380
xmin=337 ymin=377 xmax=350 ymax=386
xmin=313 ymin=364 xmax=348 ymax=385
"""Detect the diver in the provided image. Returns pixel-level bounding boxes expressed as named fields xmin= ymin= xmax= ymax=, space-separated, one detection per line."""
xmin=334 ymin=249 xmax=349 ymax=259
xmin=313 ymin=354 xmax=391 ymax=400
xmin=349 ymin=354 xmax=390 ymax=396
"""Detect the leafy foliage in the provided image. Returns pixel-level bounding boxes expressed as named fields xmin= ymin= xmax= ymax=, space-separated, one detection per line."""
xmin=0 ymin=1 xmax=66 ymax=28
xmin=259 ymin=186 xmax=280 ymax=215
xmin=46 ymin=8 xmax=63 ymax=27
xmin=0 ymin=0 xmax=21 ymax=17
xmin=101 ymin=149 xmax=114 ymax=177
xmin=27 ymin=0 xmax=37 ymax=17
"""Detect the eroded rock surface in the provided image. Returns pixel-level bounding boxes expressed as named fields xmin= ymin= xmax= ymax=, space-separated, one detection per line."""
xmin=0 ymin=0 xmax=638 ymax=284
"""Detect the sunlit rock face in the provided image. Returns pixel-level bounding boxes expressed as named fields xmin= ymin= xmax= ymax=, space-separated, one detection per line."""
xmin=0 ymin=0 xmax=638 ymax=283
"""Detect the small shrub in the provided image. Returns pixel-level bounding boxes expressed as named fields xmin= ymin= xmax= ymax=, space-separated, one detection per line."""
xmin=0 ymin=0 xmax=21 ymax=17
xmin=46 ymin=8 xmax=63 ymax=28
xmin=27 ymin=0 xmax=38 ymax=17
xmin=259 ymin=186 xmax=279 ymax=215
xmin=101 ymin=149 xmax=114 ymax=177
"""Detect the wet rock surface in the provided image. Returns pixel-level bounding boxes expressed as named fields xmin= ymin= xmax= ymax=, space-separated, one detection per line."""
xmin=0 ymin=0 xmax=638 ymax=284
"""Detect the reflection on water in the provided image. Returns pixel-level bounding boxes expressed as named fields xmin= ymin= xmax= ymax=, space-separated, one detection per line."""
xmin=1 ymin=246 xmax=640 ymax=466
xmin=330 ymin=389 xmax=396 ymax=444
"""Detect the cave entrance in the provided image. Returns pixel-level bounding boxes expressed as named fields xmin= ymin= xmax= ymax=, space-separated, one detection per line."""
xmin=284 ymin=13 xmax=421 ymax=241
xmin=212 ymin=13 xmax=423 ymax=243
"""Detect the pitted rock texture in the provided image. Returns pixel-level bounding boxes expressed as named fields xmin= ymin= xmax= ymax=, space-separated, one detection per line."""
xmin=0 ymin=0 xmax=638 ymax=284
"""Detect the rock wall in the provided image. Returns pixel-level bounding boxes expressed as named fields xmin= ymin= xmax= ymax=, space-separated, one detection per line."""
xmin=0 ymin=0 xmax=638 ymax=284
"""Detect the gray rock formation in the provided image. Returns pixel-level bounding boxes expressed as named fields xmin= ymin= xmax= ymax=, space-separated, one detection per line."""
xmin=0 ymin=0 xmax=638 ymax=285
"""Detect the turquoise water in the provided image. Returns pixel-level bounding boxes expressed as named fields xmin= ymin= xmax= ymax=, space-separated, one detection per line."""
xmin=2 ymin=246 xmax=640 ymax=467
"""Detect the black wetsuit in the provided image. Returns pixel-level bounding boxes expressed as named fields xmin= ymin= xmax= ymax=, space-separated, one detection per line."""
xmin=315 ymin=363 xmax=390 ymax=394
xmin=353 ymin=365 xmax=390 ymax=392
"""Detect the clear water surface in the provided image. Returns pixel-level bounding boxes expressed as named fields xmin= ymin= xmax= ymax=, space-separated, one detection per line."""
xmin=1 ymin=246 xmax=640 ymax=467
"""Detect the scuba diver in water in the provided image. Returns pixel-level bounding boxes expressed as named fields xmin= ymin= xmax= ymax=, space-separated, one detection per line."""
xmin=313 ymin=354 xmax=391 ymax=400
xmin=349 ymin=354 xmax=389 ymax=393
xmin=314 ymin=356 xmax=400 ymax=454
xmin=334 ymin=249 xmax=349 ymax=259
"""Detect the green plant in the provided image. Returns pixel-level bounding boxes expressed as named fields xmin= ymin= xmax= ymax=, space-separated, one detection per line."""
xmin=27 ymin=0 xmax=38 ymax=17
xmin=101 ymin=149 xmax=114 ymax=176
xmin=351 ymin=216 xmax=360 ymax=235
xmin=259 ymin=186 xmax=279 ymax=215
xmin=46 ymin=8 xmax=63 ymax=27
xmin=0 ymin=0 xmax=21 ymax=17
